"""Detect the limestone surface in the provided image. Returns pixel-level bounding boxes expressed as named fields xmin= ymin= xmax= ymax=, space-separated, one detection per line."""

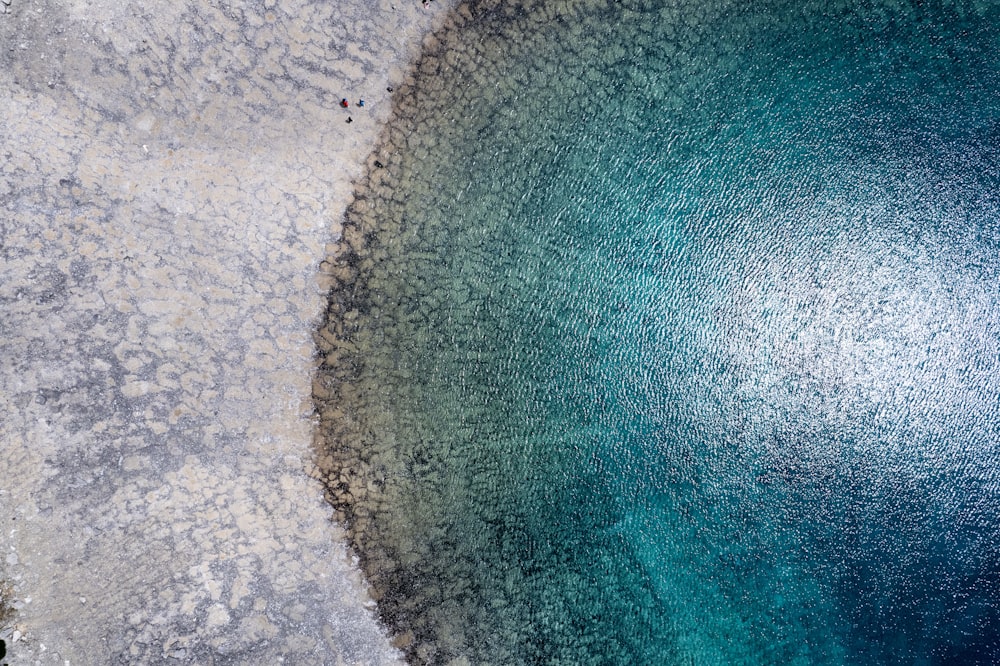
xmin=0 ymin=0 xmax=454 ymax=663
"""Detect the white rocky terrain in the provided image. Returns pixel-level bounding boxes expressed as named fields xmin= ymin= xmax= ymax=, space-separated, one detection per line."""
xmin=1 ymin=0 xmax=454 ymax=662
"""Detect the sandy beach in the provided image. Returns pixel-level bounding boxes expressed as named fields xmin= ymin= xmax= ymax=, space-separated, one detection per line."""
xmin=1 ymin=0 xmax=455 ymax=662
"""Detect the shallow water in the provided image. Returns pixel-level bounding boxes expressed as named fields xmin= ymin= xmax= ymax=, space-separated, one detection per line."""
xmin=315 ymin=0 xmax=1000 ymax=663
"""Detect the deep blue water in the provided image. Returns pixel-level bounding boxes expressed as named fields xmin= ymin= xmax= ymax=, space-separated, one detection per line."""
xmin=319 ymin=1 xmax=1000 ymax=663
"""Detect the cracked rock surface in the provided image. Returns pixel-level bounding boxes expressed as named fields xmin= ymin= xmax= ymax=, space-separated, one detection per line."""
xmin=0 ymin=0 xmax=454 ymax=662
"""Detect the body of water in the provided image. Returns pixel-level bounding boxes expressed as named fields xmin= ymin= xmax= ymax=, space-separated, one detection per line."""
xmin=315 ymin=0 xmax=1000 ymax=662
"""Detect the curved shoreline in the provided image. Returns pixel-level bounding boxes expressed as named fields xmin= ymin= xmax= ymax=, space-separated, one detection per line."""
xmin=1 ymin=0 xmax=456 ymax=663
xmin=312 ymin=2 xmax=560 ymax=662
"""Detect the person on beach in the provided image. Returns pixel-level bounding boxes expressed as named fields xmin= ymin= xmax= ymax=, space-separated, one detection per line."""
xmin=340 ymin=98 xmax=349 ymax=108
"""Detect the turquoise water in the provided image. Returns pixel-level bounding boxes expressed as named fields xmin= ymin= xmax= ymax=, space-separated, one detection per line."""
xmin=316 ymin=0 xmax=1000 ymax=663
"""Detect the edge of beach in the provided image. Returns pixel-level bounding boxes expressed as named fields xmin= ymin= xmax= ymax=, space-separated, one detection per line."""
xmin=1 ymin=0 xmax=457 ymax=662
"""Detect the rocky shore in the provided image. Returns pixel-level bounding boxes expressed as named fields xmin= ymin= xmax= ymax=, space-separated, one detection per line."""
xmin=1 ymin=0 xmax=454 ymax=663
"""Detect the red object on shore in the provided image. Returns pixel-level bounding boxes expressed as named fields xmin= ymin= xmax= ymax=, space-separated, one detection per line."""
xmin=340 ymin=99 xmax=349 ymax=108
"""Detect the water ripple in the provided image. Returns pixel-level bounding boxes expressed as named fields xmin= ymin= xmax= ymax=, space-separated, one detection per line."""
xmin=315 ymin=1 xmax=1000 ymax=663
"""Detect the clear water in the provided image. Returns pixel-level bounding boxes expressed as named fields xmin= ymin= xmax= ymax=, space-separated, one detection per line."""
xmin=316 ymin=0 xmax=1000 ymax=663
